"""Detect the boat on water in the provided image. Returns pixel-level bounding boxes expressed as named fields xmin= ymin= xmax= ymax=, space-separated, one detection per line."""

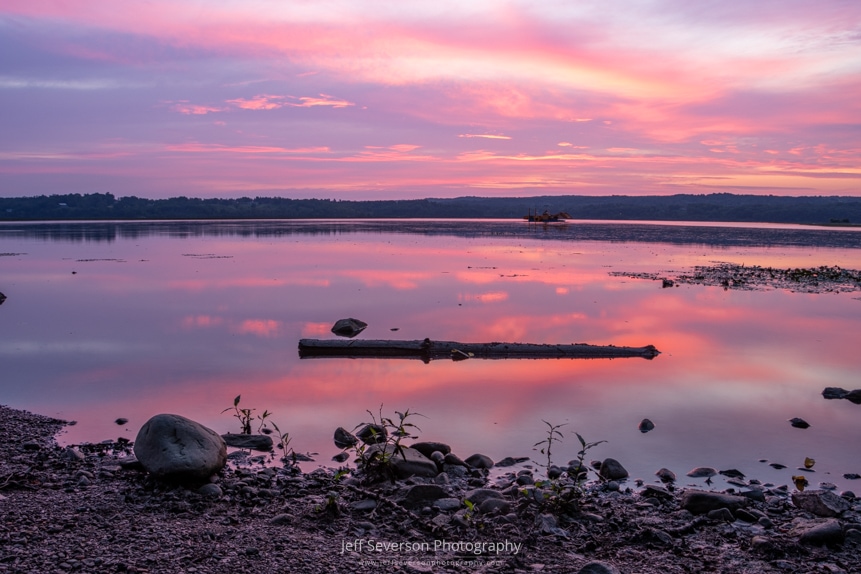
xmin=523 ymin=209 xmax=571 ymax=223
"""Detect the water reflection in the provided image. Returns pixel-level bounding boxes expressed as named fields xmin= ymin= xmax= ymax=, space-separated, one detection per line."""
xmin=1 ymin=221 xmax=859 ymax=492
xmin=2 ymin=219 xmax=860 ymax=249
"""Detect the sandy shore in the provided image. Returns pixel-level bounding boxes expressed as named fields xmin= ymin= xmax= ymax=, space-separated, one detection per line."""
xmin=1 ymin=404 xmax=860 ymax=574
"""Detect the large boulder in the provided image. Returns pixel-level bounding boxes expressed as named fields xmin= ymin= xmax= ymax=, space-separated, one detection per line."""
xmin=134 ymin=414 xmax=226 ymax=481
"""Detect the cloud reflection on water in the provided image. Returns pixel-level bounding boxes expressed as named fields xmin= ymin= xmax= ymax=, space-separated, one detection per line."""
xmin=0 ymin=220 xmax=859 ymax=491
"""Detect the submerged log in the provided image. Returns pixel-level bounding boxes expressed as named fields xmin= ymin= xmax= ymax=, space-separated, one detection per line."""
xmin=298 ymin=338 xmax=660 ymax=362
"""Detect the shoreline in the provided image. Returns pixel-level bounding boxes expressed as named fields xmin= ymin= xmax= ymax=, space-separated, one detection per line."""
xmin=2 ymin=404 xmax=860 ymax=573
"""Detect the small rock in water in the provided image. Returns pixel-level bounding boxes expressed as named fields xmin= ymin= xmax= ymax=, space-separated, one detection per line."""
xmin=769 ymin=462 xmax=787 ymax=470
xmin=332 ymin=452 xmax=349 ymax=463
xmin=719 ymin=468 xmax=746 ymax=479
xmin=0 ymin=291 xmax=6 ymax=305
xmin=356 ymin=424 xmax=387 ymax=445
xmin=638 ymin=418 xmax=655 ymax=433
xmin=114 ymin=418 xmax=129 ymax=425
xmin=843 ymin=473 xmax=861 ymax=480
xmin=845 ymin=389 xmax=861 ymax=404
xmin=687 ymin=466 xmax=718 ymax=479
xmin=333 ymin=427 xmax=358 ymax=449
xmin=789 ymin=417 xmax=810 ymax=429
xmin=655 ymin=468 xmax=676 ymax=483
xmin=331 ymin=317 xmax=367 ymax=338
xmin=822 ymin=387 xmax=848 ymax=400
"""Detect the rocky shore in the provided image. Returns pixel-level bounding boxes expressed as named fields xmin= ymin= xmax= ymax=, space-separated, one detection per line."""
xmin=2 ymin=405 xmax=860 ymax=574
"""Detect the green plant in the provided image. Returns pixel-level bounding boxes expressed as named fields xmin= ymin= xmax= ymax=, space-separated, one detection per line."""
xmin=533 ymin=420 xmax=567 ymax=477
xmin=222 ymin=394 xmax=272 ymax=434
xmin=523 ymin=423 xmax=606 ymax=518
xmin=342 ymin=405 xmax=424 ymax=483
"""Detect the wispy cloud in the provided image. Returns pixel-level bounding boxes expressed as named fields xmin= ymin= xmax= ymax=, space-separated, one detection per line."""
xmin=459 ymin=134 xmax=512 ymax=140
xmin=1 ymin=0 xmax=860 ymax=198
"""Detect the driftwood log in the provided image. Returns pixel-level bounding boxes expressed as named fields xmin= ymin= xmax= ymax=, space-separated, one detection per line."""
xmin=298 ymin=338 xmax=660 ymax=362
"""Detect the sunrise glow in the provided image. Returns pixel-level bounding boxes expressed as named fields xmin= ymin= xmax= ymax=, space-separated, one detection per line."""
xmin=1 ymin=1 xmax=860 ymax=199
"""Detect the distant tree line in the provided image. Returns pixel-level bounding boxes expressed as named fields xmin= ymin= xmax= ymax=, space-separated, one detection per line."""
xmin=1 ymin=192 xmax=859 ymax=224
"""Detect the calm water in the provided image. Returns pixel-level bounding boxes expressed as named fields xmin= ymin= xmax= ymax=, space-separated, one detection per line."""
xmin=1 ymin=219 xmax=860 ymax=491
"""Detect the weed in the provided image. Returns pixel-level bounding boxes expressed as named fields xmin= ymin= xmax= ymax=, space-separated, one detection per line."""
xmin=221 ymin=395 xmax=298 ymax=467
xmin=523 ymin=422 xmax=606 ymax=518
xmin=533 ymin=420 xmax=567 ymax=477
xmin=340 ymin=405 xmax=424 ymax=483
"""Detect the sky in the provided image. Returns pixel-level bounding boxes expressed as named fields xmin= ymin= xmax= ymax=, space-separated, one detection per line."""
xmin=1 ymin=0 xmax=860 ymax=200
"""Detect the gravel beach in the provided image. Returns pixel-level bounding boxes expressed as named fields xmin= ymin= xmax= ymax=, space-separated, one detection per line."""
xmin=1 ymin=404 xmax=860 ymax=574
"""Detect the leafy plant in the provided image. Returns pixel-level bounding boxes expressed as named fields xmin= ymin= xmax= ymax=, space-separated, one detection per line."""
xmin=522 ymin=422 xmax=607 ymax=518
xmin=222 ymin=394 xmax=271 ymax=434
xmin=341 ymin=405 xmax=424 ymax=483
xmin=533 ymin=420 xmax=567 ymax=477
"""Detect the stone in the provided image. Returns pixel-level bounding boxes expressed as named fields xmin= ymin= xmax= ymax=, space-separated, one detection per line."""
xmin=221 ymin=433 xmax=273 ymax=451
xmin=599 ymin=458 xmax=628 ymax=481
xmin=331 ymin=317 xmax=367 ymax=338
xmin=707 ymin=508 xmax=734 ymax=522
xmin=197 ymin=483 xmax=222 ymax=498
xmin=269 ymin=514 xmax=292 ymax=525
xmin=495 ymin=456 xmax=529 ymax=467
xmin=797 ymin=519 xmax=844 ymax=547
xmin=401 ymin=484 xmax=447 ymax=509
xmin=464 ymin=488 xmax=504 ymax=506
xmin=356 ymin=424 xmax=387 ymax=445
xmin=479 ymin=498 xmax=510 ymax=514
xmin=350 ymin=499 xmax=377 ymax=511
xmin=114 ymin=418 xmax=129 ymax=425
xmin=333 ymin=427 xmax=358 ymax=449
xmin=845 ymin=389 xmax=861 ymax=404
xmin=0 ymin=291 xmax=5 ymax=305
xmin=791 ymin=490 xmax=850 ymax=517
xmin=332 ymin=452 xmax=349 ymax=463
xmin=433 ymin=498 xmax=462 ymax=511
xmin=789 ymin=417 xmax=810 ymax=429
xmin=642 ymin=484 xmax=673 ymax=500
xmin=464 ymin=453 xmax=494 ymax=469
xmin=429 ymin=451 xmax=445 ymax=468
xmin=638 ymin=418 xmax=655 ymax=433
xmin=822 ymin=387 xmax=849 ymax=399
xmin=686 ymin=467 xmax=717 ymax=478
xmin=365 ymin=444 xmax=437 ymax=478
xmin=443 ymin=452 xmax=466 ymax=467
xmin=734 ymin=508 xmax=758 ymax=523
xmin=577 ymin=562 xmax=619 ymax=574
xmin=681 ymin=490 xmax=747 ymax=514
xmin=133 ymin=414 xmax=227 ymax=481
xmin=656 ymin=468 xmax=676 ymax=483
xmin=409 ymin=441 xmax=451 ymax=458
xmin=719 ymin=468 xmax=745 ymax=479
xmin=61 ymin=447 xmax=85 ymax=462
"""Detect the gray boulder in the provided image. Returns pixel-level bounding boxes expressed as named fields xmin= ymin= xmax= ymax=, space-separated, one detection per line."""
xmin=134 ymin=414 xmax=226 ymax=481
xmin=599 ymin=458 xmax=628 ymax=480
xmin=792 ymin=490 xmax=850 ymax=517
xmin=796 ymin=519 xmax=844 ymax=547
xmin=681 ymin=490 xmax=747 ymax=514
